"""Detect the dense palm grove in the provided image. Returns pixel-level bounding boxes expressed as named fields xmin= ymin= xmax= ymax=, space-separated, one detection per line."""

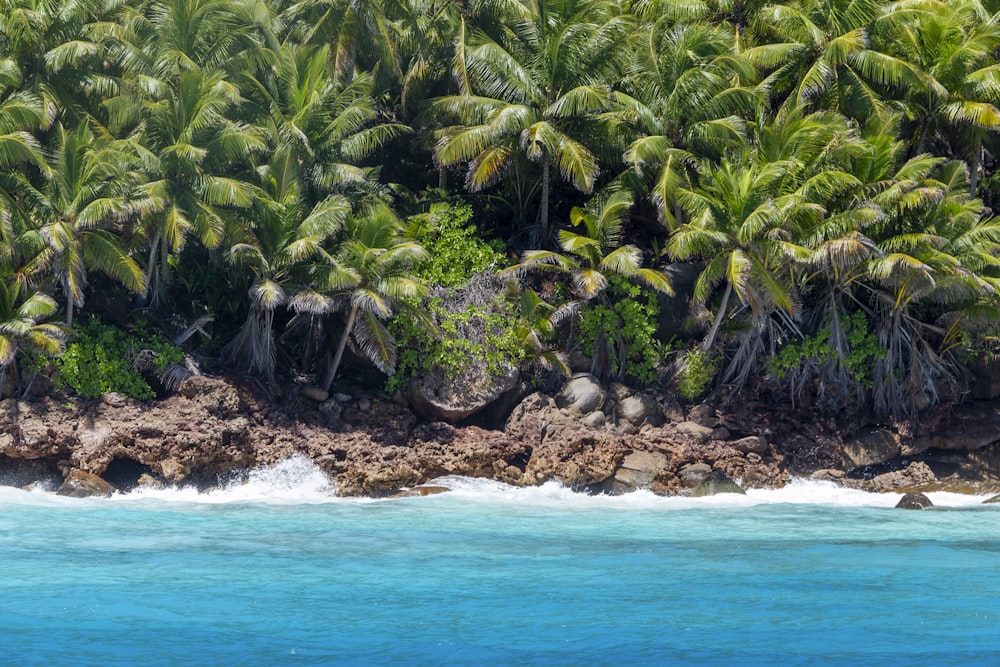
xmin=2 ymin=0 xmax=1000 ymax=420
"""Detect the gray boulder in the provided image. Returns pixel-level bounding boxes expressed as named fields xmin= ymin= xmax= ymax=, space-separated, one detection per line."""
xmin=680 ymin=463 xmax=712 ymax=487
xmin=691 ymin=470 xmax=746 ymax=497
xmin=896 ymin=492 xmax=933 ymax=510
xmin=555 ymin=374 xmax=606 ymax=415
xmin=617 ymin=393 xmax=663 ymax=427
xmin=841 ymin=428 xmax=901 ymax=469
xmin=57 ymin=469 xmax=118 ymax=498
xmin=610 ymin=451 xmax=669 ymax=493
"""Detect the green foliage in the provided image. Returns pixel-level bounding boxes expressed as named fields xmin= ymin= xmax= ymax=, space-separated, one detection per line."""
xmin=576 ymin=276 xmax=663 ymax=384
xmin=676 ymin=349 xmax=719 ymax=401
xmin=407 ymin=202 xmax=507 ymax=288
xmin=769 ymin=311 xmax=885 ymax=389
xmin=388 ymin=295 xmax=524 ymax=392
xmin=52 ymin=319 xmax=184 ymax=400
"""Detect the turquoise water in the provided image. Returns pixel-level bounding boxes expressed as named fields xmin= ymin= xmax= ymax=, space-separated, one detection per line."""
xmin=2 ymin=460 xmax=999 ymax=666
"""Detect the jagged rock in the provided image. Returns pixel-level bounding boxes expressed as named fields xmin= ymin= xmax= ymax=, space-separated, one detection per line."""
xmin=77 ymin=420 xmax=112 ymax=453
xmin=617 ymin=393 xmax=663 ymax=427
xmin=729 ymin=436 xmax=767 ymax=455
xmin=983 ymin=494 xmax=1000 ymax=504
xmin=854 ymin=461 xmax=937 ymax=493
xmin=686 ymin=404 xmax=718 ymax=428
xmin=301 ymin=386 xmax=329 ymax=402
xmin=137 ymin=473 xmax=164 ymax=489
xmin=691 ymin=470 xmax=746 ymax=497
xmin=392 ymin=485 xmax=450 ymax=497
xmin=675 ymin=421 xmax=713 ymax=443
xmin=810 ymin=468 xmax=845 ymax=481
xmin=842 ymin=428 xmax=901 ymax=469
xmin=334 ymin=393 xmax=352 ymax=402
xmin=908 ymin=398 xmax=1000 ymax=455
xmin=159 ymin=458 xmax=188 ymax=483
xmin=896 ymin=492 xmax=933 ymax=510
xmin=555 ymin=374 xmax=606 ymax=415
xmin=177 ymin=375 xmax=243 ymax=416
xmin=610 ymin=451 xmax=669 ymax=493
xmin=57 ymin=469 xmax=117 ymax=498
xmin=680 ymin=463 xmax=712 ymax=487
xmin=407 ymin=368 xmax=520 ymax=423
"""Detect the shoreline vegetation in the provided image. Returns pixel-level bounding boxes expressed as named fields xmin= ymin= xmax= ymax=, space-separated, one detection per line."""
xmin=4 ymin=0 xmax=1000 ymax=496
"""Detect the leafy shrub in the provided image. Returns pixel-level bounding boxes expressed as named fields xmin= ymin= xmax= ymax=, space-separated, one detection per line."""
xmin=676 ymin=348 xmax=719 ymax=400
xmin=52 ymin=319 xmax=184 ymax=400
xmin=769 ymin=310 xmax=884 ymax=389
xmin=407 ymin=202 xmax=507 ymax=287
xmin=576 ymin=276 xmax=664 ymax=384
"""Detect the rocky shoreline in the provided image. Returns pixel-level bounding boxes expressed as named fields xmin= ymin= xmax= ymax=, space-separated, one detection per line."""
xmin=3 ymin=373 xmax=1000 ymax=501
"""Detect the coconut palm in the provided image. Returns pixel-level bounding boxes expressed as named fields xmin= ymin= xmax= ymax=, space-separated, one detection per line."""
xmin=0 ymin=270 xmax=64 ymax=395
xmin=12 ymin=121 xmax=148 ymax=326
xmin=224 ymin=147 xmax=351 ymax=382
xmin=433 ymin=0 xmax=633 ymax=243
xmin=317 ymin=200 xmax=428 ymax=392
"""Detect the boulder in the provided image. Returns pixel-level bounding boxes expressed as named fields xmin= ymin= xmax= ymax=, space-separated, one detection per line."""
xmin=896 ymin=492 xmax=933 ymax=510
xmin=674 ymin=421 xmax=714 ymax=444
xmin=680 ymin=463 xmax=712 ymax=487
xmin=610 ymin=451 xmax=669 ymax=493
xmin=555 ymin=374 xmax=606 ymax=415
xmin=908 ymin=398 xmax=1000 ymax=454
xmin=691 ymin=470 xmax=746 ymax=497
xmin=57 ymin=469 xmax=117 ymax=498
xmin=407 ymin=367 xmax=520 ymax=423
xmin=841 ymin=428 xmax=901 ymax=469
xmin=729 ymin=436 xmax=768 ymax=455
xmin=301 ymin=386 xmax=329 ymax=402
xmin=617 ymin=393 xmax=663 ymax=427
xmin=686 ymin=404 xmax=718 ymax=428
xmin=582 ymin=411 xmax=606 ymax=428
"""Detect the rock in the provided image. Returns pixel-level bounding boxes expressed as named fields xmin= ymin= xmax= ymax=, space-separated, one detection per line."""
xmin=859 ymin=461 xmax=937 ymax=493
xmin=611 ymin=451 xmax=669 ymax=493
xmin=358 ymin=398 xmax=371 ymax=412
xmin=896 ymin=492 xmax=933 ymax=510
xmin=177 ymin=375 xmax=243 ymax=416
xmin=159 ymin=458 xmax=188 ymax=483
xmin=101 ymin=392 xmax=127 ymax=408
xmin=319 ymin=399 xmax=343 ymax=419
xmin=77 ymin=420 xmax=112 ymax=453
xmin=617 ymin=393 xmax=663 ymax=427
xmin=691 ymin=470 xmax=746 ymax=497
xmin=810 ymin=468 xmax=845 ymax=481
xmin=729 ymin=436 xmax=767 ymax=455
xmin=662 ymin=399 xmax=685 ymax=423
xmin=710 ymin=426 xmax=731 ymax=441
xmin=908 ymin=398 xmax=1000 ymax=454
xmin=57 ymin=469 xmax=117 ymax=498
xmin=301 ymin=386 xmax=329 ymax=402
xmin=686 ymin=404 xmax=718 ymax=428
xmin=841 ymin=428 xmax=901 ymax=469
xmin=334 ymin=393 xmax=353 ymax=402
xmin=136 ymin=473 xmax=164 ymax=489
xmin=983 ymin=494 xmax=1000 ymax=505
xmin=555 ymin=374 xmax=606 ymax=415
xmin=674 ymin=421 xmax=714 ymax=443
xmin=582 ymin=411 xmax=605 ymax=428
xmin=393 ymin=485 xmax=450 ymax=497
xmin=407 ymin=367 xmax=520 ymax=423
xmin=680 ymin=463 xmax=713 ymax=487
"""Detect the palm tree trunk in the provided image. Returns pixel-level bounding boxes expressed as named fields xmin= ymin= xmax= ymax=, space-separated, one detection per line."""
xmin=323 ymin=301 xmax=360 ymax=392
xmin=701 ymin=282 xmax=733 ymax=353
xmin=539 ymin=156 xmax=551 ymax=247
xmin=969 ymin=135 xmax=983 ymax=197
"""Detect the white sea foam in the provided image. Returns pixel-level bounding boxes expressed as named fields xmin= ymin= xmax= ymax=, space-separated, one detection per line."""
xmin=0 ymin=460 xmax=995 ymax=508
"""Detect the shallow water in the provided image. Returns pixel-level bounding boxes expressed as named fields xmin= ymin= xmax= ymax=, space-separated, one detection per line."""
xmin=2 ymin=459 xmax=999 ymax=665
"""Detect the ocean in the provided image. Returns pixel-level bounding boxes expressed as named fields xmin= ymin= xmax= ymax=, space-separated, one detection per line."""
xmin=1 ymin=456 xmax=998 ymax=666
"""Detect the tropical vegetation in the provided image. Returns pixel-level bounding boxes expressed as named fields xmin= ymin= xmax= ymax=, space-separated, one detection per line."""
xmin=2 ymin=0 xmax=1000 ymax=421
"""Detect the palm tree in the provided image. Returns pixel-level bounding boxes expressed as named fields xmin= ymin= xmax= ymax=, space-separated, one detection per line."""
xmin=505 ymin=189 xmax=672 ymax=377
xmin=225 ymin=147 xmax=351 ymax=382
xmin=882 ymin=0 xmax=1000 ymax=194
xmin=433 ymin=0 xmax=633 ymax=243
xmin=12 ymin=121 xmax=148 ymax=326
xmin=0 ymin=270 xmax=64 ymax=395
xmin=318 ymin=200 xmax=428 ymax=392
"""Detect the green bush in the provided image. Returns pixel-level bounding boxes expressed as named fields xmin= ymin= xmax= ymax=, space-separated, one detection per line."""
xmin=769 ymin=310 xmax=884 ymax=389
xmin=576 ymin=276 xmax=664 ymax=385
xmin=676 ymin=348 xmax=719 ymax=400
xmin=52 ymin=319 xmax=184 ymax=400
xmin=407 ymin=202 xmax=507 ymax=287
